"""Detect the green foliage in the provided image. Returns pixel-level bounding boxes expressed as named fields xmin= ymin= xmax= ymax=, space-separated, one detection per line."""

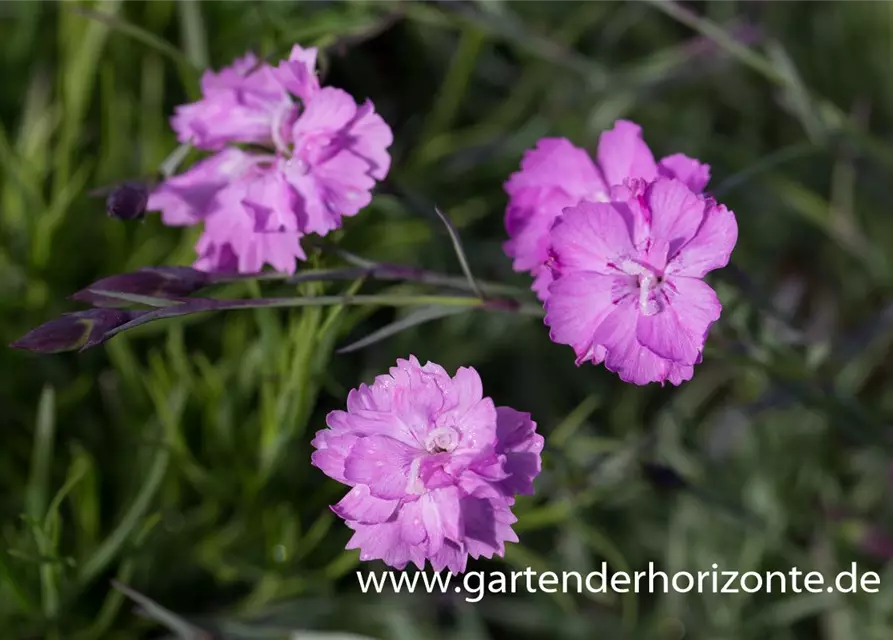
xmin=3 ymin=1 xmax=893 ymax=638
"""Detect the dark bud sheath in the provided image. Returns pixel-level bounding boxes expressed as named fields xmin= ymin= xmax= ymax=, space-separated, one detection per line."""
xmin=641 ymin=462 xmax=689 ymax=492
xmin=71 ymin=267 xmax=212 ymax=308
xmin=10 ymin=309 xmax=146 ymax=354
xmin=106 ymin=181 xmax=150 ymax=221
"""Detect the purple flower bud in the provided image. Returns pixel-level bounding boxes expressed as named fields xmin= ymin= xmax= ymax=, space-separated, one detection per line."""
xmin=70 ymin=267 xmax=212 ymax=308
xmin=106 ymin=181 xmax=149 ymax=221
xmin=10 ymin=309 xmax=146 ymax=354
xmin=641 ymin=462 xmax=689 ymax=491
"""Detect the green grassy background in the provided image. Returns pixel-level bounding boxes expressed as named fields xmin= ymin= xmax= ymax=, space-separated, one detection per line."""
xmin=3 ymin=1 xmax=893 ymax=638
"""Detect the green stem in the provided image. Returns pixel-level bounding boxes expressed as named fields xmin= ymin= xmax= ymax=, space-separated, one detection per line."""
xmin=101 ymin=292 xmax=544 ymax=341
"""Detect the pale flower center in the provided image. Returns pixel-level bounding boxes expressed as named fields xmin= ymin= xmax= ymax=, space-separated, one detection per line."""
xmin=616 ymin=257 xmax=665 ymax=317
xmin=637 ymin=273 xmax=663 ymax=317
xmin=424 ymin=426 xmax=460 ymax=453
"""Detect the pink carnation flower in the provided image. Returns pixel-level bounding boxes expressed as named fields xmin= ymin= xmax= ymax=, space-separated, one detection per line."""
xmin=148 ymin=45 xmax=393 ymax=274
xmin=311 ymin=356 xmax=544 ymax=573
xmin=504 ymin=120 xmax=711 ymax=299
xmin=544 ymin=178 xmax=737 ymax=386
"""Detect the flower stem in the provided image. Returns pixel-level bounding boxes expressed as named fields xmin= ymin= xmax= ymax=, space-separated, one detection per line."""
xmin=101 ymin=292 xmax=543 ymax=341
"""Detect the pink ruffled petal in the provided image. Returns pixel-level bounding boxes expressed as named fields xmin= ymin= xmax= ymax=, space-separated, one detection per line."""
xmin=310 ymin=431 xmax=359 ymax=484
xmin=172 ymin=61 xmax=291 ymax=150
xmin=503 ymin=138 xmax=605 ymax=276
xmin=545 ymin=272 xmax=625 ymax=365
xmin=644 ymin=178 xmax=706 ymax=256
xmin=193 ymin=175 xmax=306 ymax=275
xmin=595 ymin=300 xmax=676 ymax=385
xmin=346 ymin=520 xmax=412 ymax=569
xmin=494 ymin=407 xmax=543 ymax=497
xmin=147 ymin=148 xmax=255 ymax=226
xmin=636 ymin=277 xmax=721 ymax=366
xmin=344 ymin=100 xmax=393 ymax=181
xmin=332 ymin=485 xmax=399 ymax=524
xmin=596 ymin=120 xmax=658 ymax=187
xmin=275 ymin=44 xmax=320 ymax=101
xmin=343 ymin=435 xmax=421 ymax=500
xmin=242 ymin=165 xmax=304 ymax=232
xmin=549 ymin=200 xmax=637 ymax=276
xmin=658 ymin=153 xmax=711 ymax=193
xmin=667 ymin=200 xmax=738 ymax=278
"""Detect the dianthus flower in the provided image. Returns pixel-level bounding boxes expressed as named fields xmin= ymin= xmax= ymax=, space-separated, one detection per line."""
xmin=544 ymin=178 xmax=737 ymax=385
xmin=311 ymin=356 xmax=543 ymax=573
xmin=147 ymin=45 xmax=393 ymax=274
xmin=504 ymin=120 xmax=710 ymax=299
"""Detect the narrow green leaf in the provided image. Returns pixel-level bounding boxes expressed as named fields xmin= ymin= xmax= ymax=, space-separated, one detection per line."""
xmin=434 ymin=206 xmax=484 ymax=300
xmin=66 ymin=5 xmax=198 ymax=83
xmin=26 ymin=386 xmax=56 ymax=521
xmin=112 ymin=581 xmax=209 ymax=639
xmin=337 ymin=305 xmax=470 ymax=354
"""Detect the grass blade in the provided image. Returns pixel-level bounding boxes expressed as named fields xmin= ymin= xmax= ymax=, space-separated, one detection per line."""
xmin=434 ymin=206 xmax=484 ymax=300
xmin=78 ymin=439 xmax=172 ymax=586
xmin=112 ymin=581 xmax=209 ymax=639
xmin=337 ymin=305 xmax=470 ymax=354
xmin=26 ymin=386 xmax=56 ymax=521
xmin=177 ymin=0 xmax=209 ymax=70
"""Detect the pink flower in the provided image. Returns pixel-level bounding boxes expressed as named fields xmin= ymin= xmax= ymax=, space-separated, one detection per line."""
xmin=504 ymin=121 xmax=711 ymax=299
xmin=148 ymin=45 xmax=393 ymax=274
xmin=544 ymin=178 xmax=737 ymax=385
xmin=311 ymin=356 xmax=544 ymax=573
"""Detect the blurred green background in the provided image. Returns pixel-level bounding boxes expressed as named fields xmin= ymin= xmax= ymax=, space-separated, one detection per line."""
xmin=4 ymin=1 xmax=893 ymax=638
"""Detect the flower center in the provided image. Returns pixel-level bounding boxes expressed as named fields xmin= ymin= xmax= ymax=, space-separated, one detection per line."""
xmin=637 ymin=273 xmax=664 ymax=316
xmin=614 ymin=257 xmax=665 ymax=317
xmin=271 ymin=102 xmax=298 ymax=157
xmin=424 ymin=426 xmax=460 ymax=453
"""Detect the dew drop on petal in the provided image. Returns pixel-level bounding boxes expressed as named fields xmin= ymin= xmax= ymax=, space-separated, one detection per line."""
xmin=285 ymin=156 xmax=310 ymax=176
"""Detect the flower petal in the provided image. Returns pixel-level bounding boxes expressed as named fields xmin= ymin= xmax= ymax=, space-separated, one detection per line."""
xmin=193 ymin=176 xmax=306 ymax=275
xmin=636 ymin=277 xmax=721 ymax=366
xmin=343 ymin=100 xmax=393 ymax=181
xmin=310 ymin=431 xmax=359 ymax=484
xmin=332 ymin=485 xmax=399 ymax=524
xmin=343 ymin=435 xmax=420 ymax=500
xmin=494 ymin=407 xmax=544 ymax=497
xmin=428 ymin=540 xmax=467 ymax=574
xmin=172 ymin=62 xmax=289 ymax=150
xmin=550 ymin=200 xmax=637 ymax=276
xmin=644 ymin=178 xmax=707 ymax=257
xmin=595 ymin=300 xmax=676 ymax=385
xmin=460 ymin=495 xmax=518 ymax=560
xmin=503 ymin=138 xmax=604 ymax=275
xmin=275 ymin=44 xmax=320 ymax=101
xmin=505 ymin=138 xmax=604 ymax=196
xmin=292 ymin=87 xmax=357 ymax=142
xmin=658 ymin=153 xmax=711 ymax=193
xmin=668 ymin=200 xmax=738 ymax=278
xmin=345 ymin=520 xmax=412 ymax=569
xmin=596 ymin=120 xmax=658 ymax=187
xmin=242 ymin=166 xmax=304 ymax=232
xmin=545 ymin=272 xmax=626 ymax=365
xmin=147 ymin=148 xmax=254 ymax=226
xmin=421 ymin=487 xmax=461 ymax=554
